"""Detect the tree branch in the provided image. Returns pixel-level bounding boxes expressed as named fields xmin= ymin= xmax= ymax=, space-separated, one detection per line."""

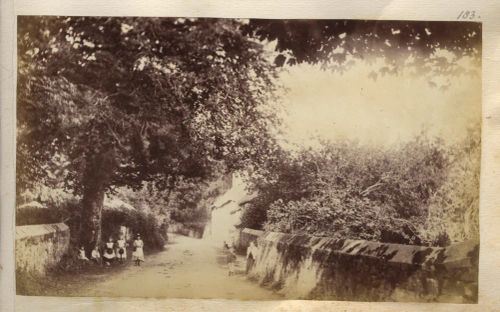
xmin=104 ymin=120 xmax=128 ymax=153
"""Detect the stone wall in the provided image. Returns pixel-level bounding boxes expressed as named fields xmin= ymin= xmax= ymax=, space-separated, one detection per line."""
xmin=232 ymin=228 xmax=264 ymax=254
xmin=16 ymin=223 xmax=70 ymax=274
xmin=245 ymin=230 xmax=479 ymax=303
xmin=168 ymin=222 xmax=205 ymax=238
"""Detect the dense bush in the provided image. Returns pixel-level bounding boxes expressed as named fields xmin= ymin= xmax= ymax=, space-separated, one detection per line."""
xmin=101 ymin=184 xmax=172 ymax=251
xmin=423 ymin=127 xmax=480 ymax=244
xmin=243 ymin=130 xmax=480 ymax=246
xmin=100 ymin=209 xmax=168 ymax=252
xmin=16 ymin=207 xmax=64 ymax=226
xmin=168 ymin=178 xmax=210 ymax=225
xmin=168 ymin=174 xmax=232 ymax=225
xmin=16 ymin=182 xmax=77 ymax=226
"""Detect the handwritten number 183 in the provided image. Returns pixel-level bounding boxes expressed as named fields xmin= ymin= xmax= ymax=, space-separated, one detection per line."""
xmin=457 ymin=10 xmax=479 ymax=20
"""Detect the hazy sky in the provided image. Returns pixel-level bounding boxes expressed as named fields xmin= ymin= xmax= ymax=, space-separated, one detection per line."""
xmin=277 ymin=60 xmax=481 ymax=148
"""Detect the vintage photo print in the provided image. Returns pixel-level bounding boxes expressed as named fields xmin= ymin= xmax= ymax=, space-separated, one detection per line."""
xmin=15 ymin=16 xmax=480 ymax=303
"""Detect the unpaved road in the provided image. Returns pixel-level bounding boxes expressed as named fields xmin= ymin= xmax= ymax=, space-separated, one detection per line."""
xmin=73 ymin=234 xmax=280 ymax=299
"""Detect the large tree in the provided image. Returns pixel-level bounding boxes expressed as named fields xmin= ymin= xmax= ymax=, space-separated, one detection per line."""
xmin=17 ymin=17 xmax=280 ymax=249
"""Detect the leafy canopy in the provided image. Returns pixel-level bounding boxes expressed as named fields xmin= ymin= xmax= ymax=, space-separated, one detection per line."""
xmin=245 ymin=20 xmax=481 ymax=75
xmin=17 ymin=17 xmax=281 ymax=194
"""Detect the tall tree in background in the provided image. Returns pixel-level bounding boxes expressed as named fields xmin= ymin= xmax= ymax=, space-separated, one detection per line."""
xmin=17 ymin=17 xmax=280 ymax=249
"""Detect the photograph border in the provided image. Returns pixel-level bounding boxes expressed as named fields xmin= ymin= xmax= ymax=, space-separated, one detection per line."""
xmin=2 ymin=0 xmax=500 ymax=311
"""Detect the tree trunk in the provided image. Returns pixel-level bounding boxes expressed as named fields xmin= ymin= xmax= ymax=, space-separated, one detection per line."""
xmin=79 ymin=149 xmax=116 ymax=252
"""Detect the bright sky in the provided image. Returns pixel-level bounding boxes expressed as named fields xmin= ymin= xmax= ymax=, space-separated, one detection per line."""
xmin=277 ymin=59 xmax=481 ymax=148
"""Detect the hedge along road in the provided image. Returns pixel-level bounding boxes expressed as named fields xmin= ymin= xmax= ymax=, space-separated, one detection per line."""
xmin=68 ymin=234 xmax=281 ymax=299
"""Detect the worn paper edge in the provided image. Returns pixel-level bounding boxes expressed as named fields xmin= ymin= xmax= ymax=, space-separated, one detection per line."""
xmin=1 ymin=0 xmax=500 ymax=311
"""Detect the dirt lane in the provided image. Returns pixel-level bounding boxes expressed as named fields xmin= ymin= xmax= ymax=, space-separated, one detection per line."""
xmin=73 ymin=234 xmax=280 ymax=300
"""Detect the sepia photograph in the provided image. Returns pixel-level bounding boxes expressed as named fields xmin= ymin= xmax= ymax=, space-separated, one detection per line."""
xmin=15 ymin=16 xmax=481 ymax=303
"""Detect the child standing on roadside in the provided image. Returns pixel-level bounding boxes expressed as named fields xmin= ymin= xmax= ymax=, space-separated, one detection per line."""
xmin=116 ymin=236 xmax=127 ymax=263
xmin=132 ymin=234 xmax=145 ymax=266
xmin=103 ymin=237 xmax=116 ymax=266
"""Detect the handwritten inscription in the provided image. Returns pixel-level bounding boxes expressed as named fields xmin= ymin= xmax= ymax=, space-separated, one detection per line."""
xmin=457 ymin=10 xmax=480 ymax=20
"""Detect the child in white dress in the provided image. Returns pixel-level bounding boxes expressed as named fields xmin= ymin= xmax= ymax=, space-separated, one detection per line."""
xmin=132 ymin=234 xmax=145 ymax=266
xmin=78 ymin=246 xmax=89 ymax=261
xmin=116 ymin=237 xmax=127 ymax=263
xmin=91 ymin=246 xmax=101 ymax=265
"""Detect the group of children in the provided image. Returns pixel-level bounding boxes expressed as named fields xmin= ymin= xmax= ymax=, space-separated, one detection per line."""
xmin=78 ymin=233 xmax=145 ymax=267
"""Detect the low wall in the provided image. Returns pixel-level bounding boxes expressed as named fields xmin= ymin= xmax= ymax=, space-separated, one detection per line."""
xmin=233 ymin=228 xmax=264 ymax=254
xmin=245 ymin=230 xmax=479 ymax=303
xmin=168 ymin=222 xmax=205 ymax=239
xmin=16 ymin=223 xmax=70 ymax=274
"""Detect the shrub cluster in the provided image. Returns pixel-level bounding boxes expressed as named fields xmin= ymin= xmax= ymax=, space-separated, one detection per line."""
xmin=242 ymin=129 xmax=480 ymax=246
